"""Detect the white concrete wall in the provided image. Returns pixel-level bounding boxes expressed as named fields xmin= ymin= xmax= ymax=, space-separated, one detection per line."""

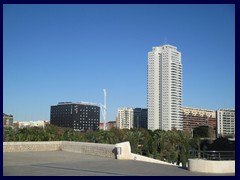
xmin=131 ymin=153 xmax=177 ymax=166
xmin=115 ymin=141 xmax=132 ymax=159
xmin=115 ymin=141 xmax=175 ymax=166
xmin=188 ymin=159 xmax=235 ymax=173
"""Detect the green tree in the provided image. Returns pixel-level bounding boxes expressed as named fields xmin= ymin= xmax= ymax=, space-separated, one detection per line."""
xmin=177 ymin=130 xmax=191 ymax=167
xmin=123 ymin=129 xmax=144 ymax=154
xmin=152 ymin=129 xmax=165 ymax=159
xmin=3 ymin=127 xmax=16 ymax=141
xmin=193 ymin=126 xmax=209 ymax=138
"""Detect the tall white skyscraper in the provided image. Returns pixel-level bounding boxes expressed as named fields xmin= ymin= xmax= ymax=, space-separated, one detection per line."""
xmin=147 ymin=44 xmax=182 ymax=131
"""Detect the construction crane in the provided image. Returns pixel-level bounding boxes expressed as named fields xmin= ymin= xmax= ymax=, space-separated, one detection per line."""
xmin=100 ymin=89 xmax=107 ymax=130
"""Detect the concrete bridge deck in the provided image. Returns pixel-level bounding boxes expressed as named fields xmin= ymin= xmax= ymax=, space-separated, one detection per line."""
xmin=3 ymin=151 xmax=234 ymax=176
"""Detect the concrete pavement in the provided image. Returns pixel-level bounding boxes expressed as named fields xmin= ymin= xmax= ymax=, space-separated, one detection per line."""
xmin=3 ymin=151 xmax=235 ymax=176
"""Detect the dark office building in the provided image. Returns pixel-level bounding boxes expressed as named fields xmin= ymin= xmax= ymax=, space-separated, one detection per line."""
xmin=134 ymin=108 xmax=148 ymax=129
xmin=50 ymin=102 xmax=100 ymax=131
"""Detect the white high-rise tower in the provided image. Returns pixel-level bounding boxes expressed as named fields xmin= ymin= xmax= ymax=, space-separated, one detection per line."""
xmin=147 ymin=44 xmax=182 ymax=131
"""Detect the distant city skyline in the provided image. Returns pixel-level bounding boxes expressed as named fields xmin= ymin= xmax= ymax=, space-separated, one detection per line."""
xmin=3 ymin=4 xmax=235 ymax=122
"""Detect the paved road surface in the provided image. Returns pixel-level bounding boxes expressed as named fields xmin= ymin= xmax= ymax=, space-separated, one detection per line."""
xmin=3 ymin=151 xmax=235 ymax=176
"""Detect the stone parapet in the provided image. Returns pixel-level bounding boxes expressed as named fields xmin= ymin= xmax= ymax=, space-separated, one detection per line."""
xmin=3 ymin=141 xmax=62 ymax=152
xmin=3 ymin=141 xmax=116 ymax=159
xmin=62 ymin=141 xmax=116 ymax=158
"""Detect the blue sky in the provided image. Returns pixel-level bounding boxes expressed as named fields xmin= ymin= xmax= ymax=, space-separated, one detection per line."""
xmin=3 ymin=4 xmax=235 ymax=122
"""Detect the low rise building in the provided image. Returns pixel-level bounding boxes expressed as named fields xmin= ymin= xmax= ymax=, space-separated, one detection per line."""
xmin=106 ymin=121 xmax=116 ymax=130
xmin=99 ymin=122 xmax=104 ymax=130
xmin=13 ymin=121 xmax=19 ymax=129
xmin=3 ymin=113 xmax=13 ymax=127
xmin=18 ymin=120 xmax=48 ymax=128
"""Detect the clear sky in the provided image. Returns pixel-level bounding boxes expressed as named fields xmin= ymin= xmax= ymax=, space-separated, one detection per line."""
xmin=3 ymin=4 xmax=235 ymax=122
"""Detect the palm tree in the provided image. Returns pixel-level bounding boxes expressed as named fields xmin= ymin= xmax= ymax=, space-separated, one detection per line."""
xmin=152 ymin=129 xmax=167 ymax=160
xmin=123 ymin=129 xmax=144 ymax=154
xmin=137 ymin=128 xmax=151 ymax=156
xmin=176 ymin=130 xmax=192 ymax=167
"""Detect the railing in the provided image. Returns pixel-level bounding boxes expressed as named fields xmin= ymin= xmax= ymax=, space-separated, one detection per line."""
xmin=189 ymin=150 xmax=235 ymax=160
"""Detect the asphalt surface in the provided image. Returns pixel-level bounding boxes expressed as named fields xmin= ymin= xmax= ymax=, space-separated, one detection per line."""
xmin=3 ymin=151 xmax=235 ymax=176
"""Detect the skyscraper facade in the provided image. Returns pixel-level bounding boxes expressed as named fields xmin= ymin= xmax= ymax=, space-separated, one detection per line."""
xmin=117 ymin=108 xmax=148 ymax=129
xmin=217 ymin=109 xmax=235 ymax=137
xmin=117 ymin=108 xmax=134 ymax=129
xmin=182 ymin=106 xmax=216 ymax=133
xmin=147 ymin=44 xmax=182 ymax=131
xmin=133 ymin=108 xmax=148 ymax=129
